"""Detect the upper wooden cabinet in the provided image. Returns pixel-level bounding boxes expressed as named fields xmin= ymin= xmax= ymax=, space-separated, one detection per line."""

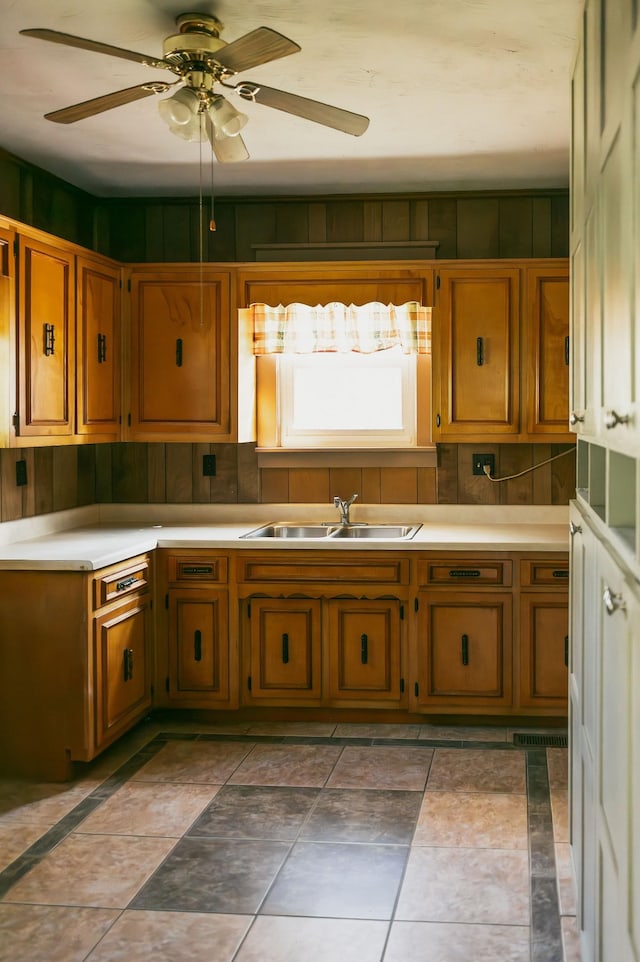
xmin=1 ymin=226 xmax=121 ymax=446
xmin=432 ymin=266 xmax=520 ymax=440
xmin=76 ymin=255 xmax=121 ymax=440
xmin=432 ymin=260 xmax=572 ymax=443
xmin=16 ymin=233 xmax=75 ymax=439
xmin=126 ymin=267 xmax=232 ymax=441
xmin=524 ymin=263 xmax=571 ymax=437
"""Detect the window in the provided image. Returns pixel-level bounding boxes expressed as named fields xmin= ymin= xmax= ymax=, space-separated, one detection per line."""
xmin=246 ymin=301 xmax=433 ymax=453
xmin=278 ymin=348 xmax=417 ymax=448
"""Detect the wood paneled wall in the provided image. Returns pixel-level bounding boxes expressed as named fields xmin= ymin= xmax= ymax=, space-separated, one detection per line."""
xmin=103 ymin=191 xmax=569 ymax=263
xmin=0 ymin=145 xmax=568 ymax=263
xmin=0 ymin=442 xmax=574 ymax=524
xmin=437 ymin=443 xmax=576 ymax=505
xmin=0 ymin=148 xmax=97 ymax=248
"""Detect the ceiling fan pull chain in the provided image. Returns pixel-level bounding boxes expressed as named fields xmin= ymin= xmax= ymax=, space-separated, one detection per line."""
xmin=199 ymin=114 xmax=204 ymax=328
xmin=210 ymin=143 xmax=216 ymax=232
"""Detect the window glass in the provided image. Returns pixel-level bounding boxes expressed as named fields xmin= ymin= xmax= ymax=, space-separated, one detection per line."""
xmin=278 ymin=348 xmax=416 ymax=447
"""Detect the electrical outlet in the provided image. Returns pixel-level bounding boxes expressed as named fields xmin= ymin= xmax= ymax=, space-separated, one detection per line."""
xmin=202 ymin=454 xmax=217 ymax=477
xmin=472 ymin=453 xmax=495 ymax=477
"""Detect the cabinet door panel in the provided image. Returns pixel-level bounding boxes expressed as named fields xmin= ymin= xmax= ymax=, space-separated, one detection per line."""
xmin=129 ymin=269 xmax=230 ymax=438
xmin=519 ymin=593 xmax=568 ymax=708
xmin=525 ymin=266 xmax=571 ymax=435
xmin=18 ymin=236 xmax=74 ymax=436
xmin=94 ymin=597 xmax=151 ymax=748
xmin=169 ymin=589 xmax=229 ymax=703
xmin=326 ymin=599 xmax=403 ymax=706
xmin=416 ymin=592 xmax=512 ymax=707
xmin=246 ymin=598 xmax=322 ymax=703
xmin=434 ymin=268 xmax=519 ymax=437
xmin=77 ymin=256 xmax=121 ymax=437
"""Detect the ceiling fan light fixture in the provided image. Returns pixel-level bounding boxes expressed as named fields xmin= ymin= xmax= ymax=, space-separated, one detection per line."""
xmin=208 ymin=96 xmax=248 ymax=138
xmin=158 ymin=86 xmax=201 ymax=126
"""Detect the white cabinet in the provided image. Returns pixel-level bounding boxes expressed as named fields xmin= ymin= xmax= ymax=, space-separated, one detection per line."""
xmin=570 ymin=500 xmax=640 ymax=962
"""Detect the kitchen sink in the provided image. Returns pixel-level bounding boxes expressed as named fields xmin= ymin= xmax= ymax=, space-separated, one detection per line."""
xmin=241 ymin=523 xmax=421 ymax=540
xmin=241 ymin=524 xmax=339 ymax=539
xmin=330 ymin=524 xmax=422 ymax=539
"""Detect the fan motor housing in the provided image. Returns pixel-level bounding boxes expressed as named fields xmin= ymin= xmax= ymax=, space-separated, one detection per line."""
xmin=163 ymin=13 xmax=227 ymax=69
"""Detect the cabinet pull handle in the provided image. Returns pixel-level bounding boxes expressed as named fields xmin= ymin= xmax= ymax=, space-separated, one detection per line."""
xmin=194 ymin=630 xmax=202 ymax=662
xmin=553 ymin=570 xmax=569 ymax=578
xmin=569 ymin=412 xmax=584 ymax=425
xmin=282 ymin=632 xmax=289 ymax=664
xmin=569 ymin=521 xmax=582 ymax=536
xmin=435 ymin=413 xmax=441 ymax=428
xmin=116 ymin=576 xmax=137 ymax=591
xmin=43 ymin=323 xmax=55 ymax=356
xmin=476 ymin=336 xmax=484 ymax=366
xmin=449 ymin=569 xmax=481 ymax=578
xmin=97 ymin=332 xmax=107 ymax=363
xmin=564 ymin=335 xmax=570 ymax=366
xmin=123 ymin=647 xmax=134 ymax=681
xmin=461 ymin=633 xmax=469 ymax=666
xmin=176 ymin=338 xmax=183 ymax=367
xmin=361 ymin=633 xmax=368 ymax=665
xmin=603 ymin=585 xmax=626 ymax=615
xmin=564 ymin=635 xmax=569 ymax=667
xmin=604 ymin=409 xmax=631 ymax=429
xmin=183 ymin=565 xmax=213 ymax=575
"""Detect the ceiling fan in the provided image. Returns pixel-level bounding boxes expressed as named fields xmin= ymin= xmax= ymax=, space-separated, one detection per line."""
xmin=20 ymin=11 xmax=370 ymax=163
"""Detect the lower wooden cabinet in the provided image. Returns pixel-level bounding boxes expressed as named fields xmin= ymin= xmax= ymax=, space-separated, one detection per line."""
xmin=326 ymin=599 xmax=404 ymax=707
xmin=518 ymin=593 xmax=569 ymax=708
xmin=244 ymin=597 xmax=322 ymax=704
xmin=0 ymin=553 xmax=153 ymax=781
xmin=158 ymin=551 xmax=236 ymax=709
xmin=241 ymin=595 xmax=407 ymax=708
xmin=0 ymin=542 xmax=572 ymax=781
xmin=94 ymin=594 xmax=151 ymax=749
xmin=415 ymin=591 xmax=513 ymax=709
xmin=168 ymin=588 xmax=230 ymax=706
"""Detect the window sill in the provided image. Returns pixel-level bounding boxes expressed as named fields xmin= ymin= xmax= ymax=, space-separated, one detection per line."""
xmin=256 ymin=448 xmax=437 ymax=468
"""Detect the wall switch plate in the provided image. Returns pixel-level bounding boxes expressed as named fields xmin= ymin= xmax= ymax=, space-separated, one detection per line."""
xmin=15 ymin=459 xmax=27 ymax=486
xmin=202 ymin=454 xmax=217 ymax=477
xmin=472 ymin=453 xmax=495 ymax=477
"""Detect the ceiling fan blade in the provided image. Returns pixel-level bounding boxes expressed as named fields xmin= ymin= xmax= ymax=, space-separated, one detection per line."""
xmin=44 ymin=83 xmax=167 ymax=124
xmin=205 ymin=114 xmax=250 ymax=163
xmin=20 ymin=28 xmax=167 ymax=69
xmin=233 ymin=82 xmax=369 ymax=136
xmin=213 ymin=27 xmax=300 ymax=73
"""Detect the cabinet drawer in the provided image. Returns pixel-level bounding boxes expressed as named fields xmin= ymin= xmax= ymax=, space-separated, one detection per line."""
xmin=521 ymin=558 xmax=569 ymax=587
xmin=238 ymin=554 xmax=410 ymax=586
xmin=94 ymin=557 xmax=150 ymax=609
xmin=418 ymin=558 xmax=512 ymax=587
xmin=168 ymin=556 xmax=228 ymax=584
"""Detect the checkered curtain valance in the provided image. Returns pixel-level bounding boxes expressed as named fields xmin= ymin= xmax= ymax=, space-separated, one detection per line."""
xmin=250 ymin=302 xmax=432 ymax=354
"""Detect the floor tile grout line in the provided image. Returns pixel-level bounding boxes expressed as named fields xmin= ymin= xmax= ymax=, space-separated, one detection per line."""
xmin=526 ymin=747 xmax=564 ymax=962
xmin=375 ymin=747 xmax=437 ymax=960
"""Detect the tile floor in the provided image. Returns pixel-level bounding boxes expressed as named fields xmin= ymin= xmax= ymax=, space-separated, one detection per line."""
xmin=0 ymin=720 xmax=580 ymax=962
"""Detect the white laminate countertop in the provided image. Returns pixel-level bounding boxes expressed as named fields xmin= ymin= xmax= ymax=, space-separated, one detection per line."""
xmin=0 ymin=504 xmax=570 ymax=571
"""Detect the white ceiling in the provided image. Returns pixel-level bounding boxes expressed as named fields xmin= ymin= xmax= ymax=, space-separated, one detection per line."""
xmin=0 ymin=0 xmax=581 ymax=198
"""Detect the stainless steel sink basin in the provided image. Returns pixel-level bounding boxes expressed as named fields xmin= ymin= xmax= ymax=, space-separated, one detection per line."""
xmin=330 ymin=524 xmax=422 ymax=540
xmin=241 ymin=524 xmax=338 ymax=539
xmin=241 ymin=523 xmax=421 ymax=540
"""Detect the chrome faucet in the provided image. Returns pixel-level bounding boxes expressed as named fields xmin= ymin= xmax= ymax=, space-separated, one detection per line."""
xmin=333 ymin=493 xmax=358 ymax=525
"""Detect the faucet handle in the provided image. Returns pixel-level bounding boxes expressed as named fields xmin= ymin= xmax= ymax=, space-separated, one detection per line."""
xmin=347 ymin=493 xmax=358 ymax=506
xmin=333 ymin=496 xmax=342 ymax=508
